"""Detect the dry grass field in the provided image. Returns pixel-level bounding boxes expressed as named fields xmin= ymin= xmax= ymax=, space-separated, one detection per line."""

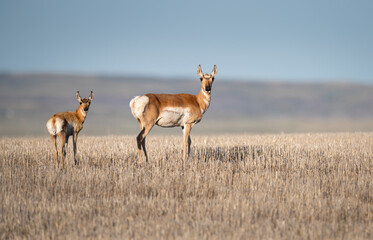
xmin=1 ymin=133 xmax=372 ymax=239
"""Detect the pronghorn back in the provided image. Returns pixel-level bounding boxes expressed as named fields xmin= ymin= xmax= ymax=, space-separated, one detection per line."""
xmin=130 ymin=93 xmax=202 ymax=127
xmin=46 ymin=112 xmax=82 ymax=136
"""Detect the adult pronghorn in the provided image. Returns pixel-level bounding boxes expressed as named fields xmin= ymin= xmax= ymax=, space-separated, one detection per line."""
xmin=129 ymin=64 xmax=217 ymax=162
xmin=46 ymin=91 xmax=94 ymax=166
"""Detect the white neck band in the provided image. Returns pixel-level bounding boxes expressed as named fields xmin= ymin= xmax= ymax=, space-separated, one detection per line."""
xmin=202 ymin=88 xmax=210 ymax=99
xmin=80 ymin=107 xmax=86 ymax=117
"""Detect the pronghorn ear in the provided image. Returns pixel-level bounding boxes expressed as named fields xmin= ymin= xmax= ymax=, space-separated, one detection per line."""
xmin=76 ymin=91 xmax=82 ymax=102
xmin=89 ymin=91 xmax=94 ymax=101
xmin=197 ymin=64 xmax=204 ymax=79
xmin=211 ymin=65 xmax=217 ymax=77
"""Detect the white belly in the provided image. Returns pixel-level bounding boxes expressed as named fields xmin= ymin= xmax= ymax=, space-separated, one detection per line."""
xmin=156 ymin=107 xmax=191 ymax=127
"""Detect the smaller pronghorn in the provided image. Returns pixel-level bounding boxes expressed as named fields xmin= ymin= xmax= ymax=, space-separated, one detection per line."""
xmin=46 ymin=91 xmax=94 ymax=166
xmin=130 ymin=65 xmax=217 ymax=162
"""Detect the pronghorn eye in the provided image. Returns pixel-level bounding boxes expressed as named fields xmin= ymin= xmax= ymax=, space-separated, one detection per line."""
xmin=212 ymin=77 xmax=215 ymax=81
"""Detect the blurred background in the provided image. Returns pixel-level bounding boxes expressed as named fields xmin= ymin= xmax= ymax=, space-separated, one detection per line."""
xmin=1 ymin=0 xmax=373 ymax=136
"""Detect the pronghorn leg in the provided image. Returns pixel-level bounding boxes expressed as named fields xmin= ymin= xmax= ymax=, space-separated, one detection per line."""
xmin=58 ymin=132 xmax=67 ymax=167
xmin=73 ymin=132 xmax=79 ymax=165
xmin=65 ymin=135 xmax=69 ymax=164
xmin=136 ymin=119 xmax=144 ymax=161
xmin=141 ymin=137 xmax=148 ymax=162
xmin=136 ymin=128 xmax=145 ymax=162
xmin=182 ymin=124 xmax=192 ymax=161
xmin=136 ymin=123 xmax=153 ymax=162
xmin=50 ymin=135 xmax=59 ymax=165
xmin=188 ymin=135 xmax=191 ymax=157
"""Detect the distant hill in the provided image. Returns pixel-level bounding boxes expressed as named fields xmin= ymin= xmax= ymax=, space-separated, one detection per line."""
xmin=1 ymin=73 xmax=373 ymax=136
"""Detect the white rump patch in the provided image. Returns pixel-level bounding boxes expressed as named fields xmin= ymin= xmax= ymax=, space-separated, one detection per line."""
xmin=129 ymin=95 xmax=149 ymax=119
xmin=156 ymin=107 xmax=191 ymax=127
xmin=46 ymin=117 xmax=64 ymax=135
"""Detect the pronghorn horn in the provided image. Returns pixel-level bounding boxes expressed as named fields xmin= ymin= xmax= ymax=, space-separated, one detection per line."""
xmin=89 ymin=91 xmax=94 ymax=100
xmin=76 ymin=91 xmax=82 ymax=102
xmin=197 ymin=64 xmax=204 ymax=78
xmin=211 ymin=65 xmax=217 ymax=77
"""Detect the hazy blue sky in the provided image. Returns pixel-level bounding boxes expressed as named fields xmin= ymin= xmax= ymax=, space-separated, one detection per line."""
xmin=1 ymin=0 xmax=373 ymax=82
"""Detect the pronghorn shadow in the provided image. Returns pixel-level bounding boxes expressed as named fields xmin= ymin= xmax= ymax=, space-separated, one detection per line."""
xmin=193 ymin=145 xmax=271 ymax=162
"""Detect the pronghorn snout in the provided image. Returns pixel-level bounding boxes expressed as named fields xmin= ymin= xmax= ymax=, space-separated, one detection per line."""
xmin=83 ymin=104 xmax=90 ymax=111
xmin=205 ymin=85 xmax=211 ymax=92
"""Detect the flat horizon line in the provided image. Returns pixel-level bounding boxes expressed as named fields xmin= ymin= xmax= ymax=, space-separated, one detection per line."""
xmin=0 ymin=71 xmax=372 ymax=86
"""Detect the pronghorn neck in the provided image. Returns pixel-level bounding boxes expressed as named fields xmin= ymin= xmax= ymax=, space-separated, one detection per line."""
xmin=76 ymin=105 xmax=87 ymax=122
xmin=197 ymin=86 xmax=211 ymax=114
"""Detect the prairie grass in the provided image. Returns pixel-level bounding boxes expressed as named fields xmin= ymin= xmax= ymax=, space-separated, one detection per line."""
xmin=0 ymin=133 xmax=372 ymax=239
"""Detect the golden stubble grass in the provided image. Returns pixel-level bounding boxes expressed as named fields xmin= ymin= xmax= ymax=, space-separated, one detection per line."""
xmin=0 ymin=133 xmax=372 ymax=239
